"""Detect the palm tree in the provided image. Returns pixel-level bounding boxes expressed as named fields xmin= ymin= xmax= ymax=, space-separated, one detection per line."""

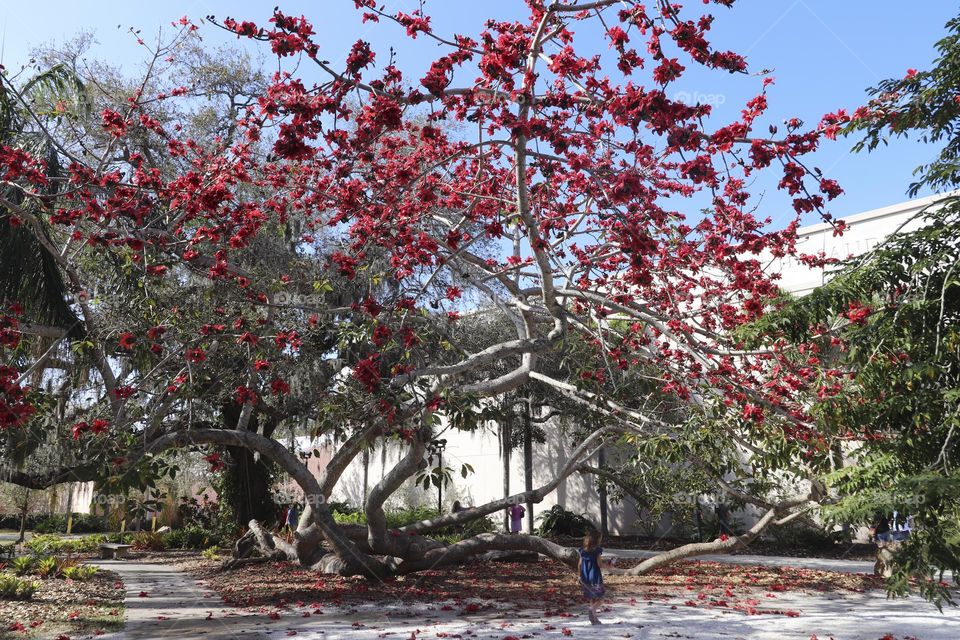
xmin=0 ymin=63 xmax=90 ymax=337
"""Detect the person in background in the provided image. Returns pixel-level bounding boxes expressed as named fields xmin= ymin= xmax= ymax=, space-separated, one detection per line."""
xmin=714 ymin=501 xmax=732 ymax=537
xmin=871 ymin=511 xmax=891 ymax=542
xmin=508 ymin=502 xmax=525 ymax=534
xmin=578 ymin=529 xmax=606 ymax=625
xmin=283 ymin=502 xmax=300 ymax=542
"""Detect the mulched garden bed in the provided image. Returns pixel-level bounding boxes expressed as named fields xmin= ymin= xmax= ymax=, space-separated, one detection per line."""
xmin=0 ymin=569 xmax=124 ymax=639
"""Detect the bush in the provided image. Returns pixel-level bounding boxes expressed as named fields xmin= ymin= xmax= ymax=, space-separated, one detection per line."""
xmin=25 ymin=534 xmax=69 ymax=555
xmin=0 ymin=572 xmax=39 ymax=600
xmin=164 ymin=526 xmax=221 ymax=550
xmin=11 ymin=556 xmax=32 ymax=576
xmin=131 ymin=531 xmax=167 ymax=551
xmin=767 ymin=521 xmax=852 ymax=550
xmin=62 ymin=564 xmax=98 ymax=581
xmin=25 ymin=533 xmax=107 ymax=555
xmin=31 ymin=513 xmax=107 ymax=534
xmin=536 ymin=505 xmax=595 ymax=537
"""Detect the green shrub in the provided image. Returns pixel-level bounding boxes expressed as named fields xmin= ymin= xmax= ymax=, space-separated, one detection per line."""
xmin=25 ymin=533 xmax=107 ymax=555
xmin=164 ymin=526 xmax=220 ymax=550
xmin=11 ymin=556 xmax=33 ymax=576
xmin=201 ymin=546 xmax=220 ymax=560
xmin=31 ymin=513 xmax=107 ymax=534
xmin=327 ymin=501 xmax=360 ymax=517
xmin=767 ymin=521 xmax=851 ymax=550
xmin=536 ymin=505 xmax=595 ymax=537
xmin=62 ymin=564 xmax=98 ymax=581
xmin=71 ymin=534 xmax=108 ymax=552
xmin=0 ymin=572 xmax=39 ymax=600
xmin=35 ymin=556 xmax=59 ymax=578
xmin=25 ymin=534 xmax=66 ymax=555
xmin=131 ymin=531 xmax=167 ymax=551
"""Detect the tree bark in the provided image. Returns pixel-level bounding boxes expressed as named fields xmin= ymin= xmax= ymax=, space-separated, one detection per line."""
xmin=17 ymin=491 xmax=29 ymax=544
xmin=597 ymin=447 xmax=608 ymax=536
xmin=523 ymin=395 xmax=534 ymax=534
xmin=501 ymin=419 xmax=511 ymax=533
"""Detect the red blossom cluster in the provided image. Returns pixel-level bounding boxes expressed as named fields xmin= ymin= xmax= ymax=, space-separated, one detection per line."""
xmin=0 ymin=306 xmax=33 ymax=429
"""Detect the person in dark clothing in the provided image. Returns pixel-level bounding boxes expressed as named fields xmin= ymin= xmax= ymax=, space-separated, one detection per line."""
xmin=871 ymin=512 xmax=892 ymax=542
xmin=714 ymin=501 xmax=732 ymax=537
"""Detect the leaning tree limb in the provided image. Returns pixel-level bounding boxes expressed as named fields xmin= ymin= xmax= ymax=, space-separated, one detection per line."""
xmin=613 ymin=494 xmax=814 ymax=576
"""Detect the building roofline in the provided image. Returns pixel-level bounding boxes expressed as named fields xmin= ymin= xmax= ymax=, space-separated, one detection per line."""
xmin=795 ymin=190 xmax=959 ymax=238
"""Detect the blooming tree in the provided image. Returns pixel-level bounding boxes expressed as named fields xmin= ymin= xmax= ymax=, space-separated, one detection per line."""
xmin=0 ymin=1 xmax=851 ymax=577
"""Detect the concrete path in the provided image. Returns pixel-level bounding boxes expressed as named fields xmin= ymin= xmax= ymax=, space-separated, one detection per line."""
xmin=93 ymin=560 xmax=271 ymax=639
xmin=90 ymin=554 xmax=959 ymax=640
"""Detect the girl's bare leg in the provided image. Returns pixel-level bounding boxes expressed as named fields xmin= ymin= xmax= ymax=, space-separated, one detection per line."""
xmin=588 ymin=600 xmax=601 ymax=624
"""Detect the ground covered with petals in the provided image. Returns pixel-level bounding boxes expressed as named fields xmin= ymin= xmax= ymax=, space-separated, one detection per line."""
xmin=167 ymin=553 xmax=886 ymax=617
xmin=0 ymin=568 xmax=124 ymax=639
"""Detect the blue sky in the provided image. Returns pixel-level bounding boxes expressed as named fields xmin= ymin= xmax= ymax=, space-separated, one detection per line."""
xmin=0 ymin=1 xmax=954 ymax=227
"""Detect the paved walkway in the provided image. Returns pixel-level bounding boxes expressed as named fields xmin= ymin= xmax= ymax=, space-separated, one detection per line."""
xmin=90 ymin=554 xmax=959 ymax=640
xmin=93 ymin=560 xmax=270 ymax=639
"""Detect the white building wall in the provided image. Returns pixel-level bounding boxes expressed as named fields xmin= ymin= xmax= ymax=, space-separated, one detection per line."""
xmin=320 ymin=421 xmax=640 ymax=534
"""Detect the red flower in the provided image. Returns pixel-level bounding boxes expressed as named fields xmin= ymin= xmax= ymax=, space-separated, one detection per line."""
xmin=237 ymin=331 xmax=259 ymax=345
xmin=270 ymin=378 xmax=290 ymax=396
xmin=186 ymin=347 xmax=206 ymax=363
xmin=71 ymin=422 xmax=88 ymax=440
xmin=352 ymin=355 xmax=381 ymax=393
xmin=101 ymin=109 xmax=128 ymax=136
xmin=118 ymin=332 xmax=137 ymax=350
xmin=235 ymin=386 xmax=257 ymax=405
xmin=742 ymin=404 xmax=764 ymax=422
xmin=371 ymin=324 xmax=392 ymax=347
xmin=90 ymin=419 xmax=110 ymax=434
xmin=843 ymin=301 xmax=871 ymax=325
xmin=111 ymin=385 xmax=136 ymax=399
xmin=253 ymin=360 xmax=271 ymax=371
xmin=204 ymin=453 xmax=225 ymax=472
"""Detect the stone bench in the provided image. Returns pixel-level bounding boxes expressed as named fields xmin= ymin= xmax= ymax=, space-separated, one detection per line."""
xmin=99 ymin=543 xmax=133 ymax=560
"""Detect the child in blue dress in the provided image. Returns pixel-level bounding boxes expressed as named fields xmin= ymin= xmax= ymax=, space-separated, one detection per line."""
xmin=578 ymin=529 xmax=605 ymax=624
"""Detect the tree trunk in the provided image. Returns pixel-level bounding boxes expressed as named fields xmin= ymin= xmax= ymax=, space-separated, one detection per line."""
xmin=225 ymin=446 xmax=277 ymax=528
xmin=17 ymin=492 xmax=29 ymax=543
xmin=523 ymin=396 xmax=534 ymax=534
xmin=361 ymin=447 xmax=370 ymax=505
xmin=501 ymin=420 xmax=511 ymax=533
xmin=65 ymin=483 xmax=74 ymax=535
xmin=221 ymin=402 xmax=279 ymax=529
xmin=597 ymin=447 xmax=608 ymax=536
